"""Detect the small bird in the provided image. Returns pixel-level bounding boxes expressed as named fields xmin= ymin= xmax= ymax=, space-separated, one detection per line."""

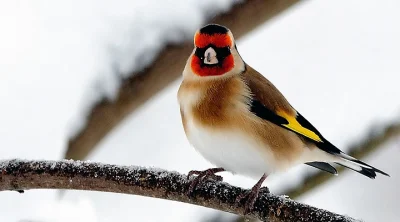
xmin=177 ymin=24 xmax=389 ymax=212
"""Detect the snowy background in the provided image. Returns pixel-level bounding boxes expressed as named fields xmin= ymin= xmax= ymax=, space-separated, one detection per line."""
xmin=1 ymin=0 xmax=399 ymax=221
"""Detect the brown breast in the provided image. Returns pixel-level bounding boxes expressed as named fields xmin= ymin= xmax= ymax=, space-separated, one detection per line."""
xmin=178 ymin=74 xmax=305 ymax=163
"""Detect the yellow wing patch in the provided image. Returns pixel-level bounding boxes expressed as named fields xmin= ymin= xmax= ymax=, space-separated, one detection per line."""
xmin=277 ymin=110 xmax=323 ymax=143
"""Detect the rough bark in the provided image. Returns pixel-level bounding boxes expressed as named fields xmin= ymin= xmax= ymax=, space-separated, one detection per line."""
xmin=65 ymin=0 xmax=301 ymax=161
xmin=0 ymin=159 xmax=358 ymax=222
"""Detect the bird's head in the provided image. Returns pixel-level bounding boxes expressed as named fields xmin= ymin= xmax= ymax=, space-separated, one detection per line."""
xmin=186 ymin=24 xmax=245 ymax=79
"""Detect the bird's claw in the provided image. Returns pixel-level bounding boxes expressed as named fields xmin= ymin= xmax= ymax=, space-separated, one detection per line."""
xmin=235 ymin=189 xmax=257 ymax=214
xmin=187 ymin=170 xmax=223 ymax=182
xmin=235 ymin=174 xmax=269 ymax=214
xmin=235 ymin=186 xmax=270 ymax=214
xmin=186 ymin=167 xmax=224 ymax=196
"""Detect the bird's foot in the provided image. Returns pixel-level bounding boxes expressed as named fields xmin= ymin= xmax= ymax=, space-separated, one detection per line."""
xmin=235 ymin=174 xmax=268 ymax=214
xmin=186 ymin=167 xmax=225 ymax=196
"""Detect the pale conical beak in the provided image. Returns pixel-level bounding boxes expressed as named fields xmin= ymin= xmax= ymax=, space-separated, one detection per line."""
xmin=204 ymin=47 xmax=218 ymax=65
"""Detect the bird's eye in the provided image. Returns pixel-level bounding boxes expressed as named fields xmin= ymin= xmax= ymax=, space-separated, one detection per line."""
xmin=217 ymin=46 xmax=231 ymax=59
xmin=195 ymin=47 xmax=204 ymax=60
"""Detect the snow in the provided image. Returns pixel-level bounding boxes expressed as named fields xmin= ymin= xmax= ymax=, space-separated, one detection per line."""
xmin=0 ymin=0 xmax=237 ymax=141
xmin=0 ymin=0 xmax=237 ymax=221
xmin=1 ymin=0 xmax=400 ymax=221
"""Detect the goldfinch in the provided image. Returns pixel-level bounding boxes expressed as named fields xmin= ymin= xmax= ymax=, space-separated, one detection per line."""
xmin=178 ymin=24 xmax=389 ymax=212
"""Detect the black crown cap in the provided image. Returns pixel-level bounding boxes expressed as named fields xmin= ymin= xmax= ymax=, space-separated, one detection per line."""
xmin=199 ymin=24 xmax=229 ymax=35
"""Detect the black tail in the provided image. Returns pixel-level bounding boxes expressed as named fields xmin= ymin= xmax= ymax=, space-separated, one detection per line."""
xmin=335 ymin=154 xmax=390 ymax=179
xmin=306 ymin=162 xmax=338 ymax=175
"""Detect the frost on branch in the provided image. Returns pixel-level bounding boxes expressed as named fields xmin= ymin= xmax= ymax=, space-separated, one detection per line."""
xmin=0 ymin=159 xmax=359 ymax=222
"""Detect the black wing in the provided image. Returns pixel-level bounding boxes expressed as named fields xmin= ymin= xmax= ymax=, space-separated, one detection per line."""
xmin=249 ymin=99 xmax=343 ymax=155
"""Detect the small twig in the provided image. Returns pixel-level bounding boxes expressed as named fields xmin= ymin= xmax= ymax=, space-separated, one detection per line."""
xmin=0 ymin=159 xmax=359 ymax=222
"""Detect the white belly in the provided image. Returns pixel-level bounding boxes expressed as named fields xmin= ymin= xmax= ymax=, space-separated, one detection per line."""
xmin=186 ymin=120 xmax=278 ymax=179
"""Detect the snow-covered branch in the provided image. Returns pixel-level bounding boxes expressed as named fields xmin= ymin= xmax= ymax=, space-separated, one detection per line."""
xmin=0 ymin=159 xmax=358 ymax=222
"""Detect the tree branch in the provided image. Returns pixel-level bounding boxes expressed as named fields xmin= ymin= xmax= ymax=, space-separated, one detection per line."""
xmin=0 ymin=159 xmax=358 ymax=222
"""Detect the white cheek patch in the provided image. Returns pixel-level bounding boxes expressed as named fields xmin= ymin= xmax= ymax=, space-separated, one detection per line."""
xmin=204 ymin=47 xmax=218 ymax=65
